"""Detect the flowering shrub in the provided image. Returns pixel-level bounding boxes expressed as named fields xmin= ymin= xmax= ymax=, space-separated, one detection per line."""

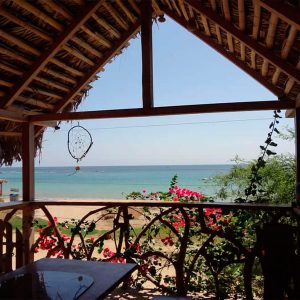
xmin=32 ymin=176 xmax=267 ymax=299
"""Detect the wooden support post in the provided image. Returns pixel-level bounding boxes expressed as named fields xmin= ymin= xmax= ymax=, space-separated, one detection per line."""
xmin=22 ymin=122 xmax=35 ymax=264
xmin=141 ymin=0 xmax=153 ymax=109
xmin=295 ymin=108 xmax=300 ymax=205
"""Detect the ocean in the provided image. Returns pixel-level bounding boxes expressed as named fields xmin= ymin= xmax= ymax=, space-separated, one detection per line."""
xmin=0 ymin=165 xmax=233 ymax=200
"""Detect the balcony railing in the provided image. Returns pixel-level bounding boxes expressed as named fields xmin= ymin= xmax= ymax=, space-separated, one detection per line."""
xmin=0 ymin=200 xmax=297 ymax=299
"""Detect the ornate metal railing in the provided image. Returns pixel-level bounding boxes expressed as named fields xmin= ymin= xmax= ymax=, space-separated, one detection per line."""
xmin=0 ymin=200 xmax=297 ymax=299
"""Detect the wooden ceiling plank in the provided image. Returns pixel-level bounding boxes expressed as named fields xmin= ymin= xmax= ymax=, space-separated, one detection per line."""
xmin=188 ymin=1 xmax=300 ymax=83
xmin=266 ymin=13 xmax=278 ymax=48
xmin=81 ymin=25 xmax=112 ymax=48
xmin=164 ymin=7 xmax=283 ymax=96
xmin=0 ymin=0 xmax=106 ymax=109
xmin=72 ymin=36 xmax=103 ymax=58
xmin=0 ymin=108 xmax=26 ymax=122
xmin=252 ymin=2 xmax=261 ymax=39
xmin=141 ymin=0 xmax=153 ymax=109
xmin=178 ymin=0 xmax=189 ymax=21
xmin=0 ymin=29 xmax=40 ymax=56
xmin=272 ymin=68 xmax=281 ymax=85
xmin=222 ymin=0 xmax=231 ymax=21
xmin=0 ymin=62 xmax=23 ymax=76
xmin=34 ymin=76 xmax=70 ymax=92
xmin=62 ymin=44 xmax=95 ymax=66
xmin=42 ymin=0 xmax=73 ymax=21
xmin=103 ymin=1 xmax=129 ymax=30
xmin=0 ymin=7 xmax=53 ymax=42
xmin=50 ymin=58 xmax=84 ymax=77
xmin=115 ymin=0 xmax=136 ymax=23
xmin=92 ymin=14 xmax=121 ymax=39
xmin=17 ymin=96 xmax=54 ymax=110
xmin=281 ymin=26 xmax=297 ymax=59
xmin=227 ymin=33 xmax=234 ymax=53
xmin=53 ymin=21 xmax=140 ymax=113
xmin=153 ymin=0 xmax=164 ymax=17
xmin=29 ymin=100 xmax=295 ymax=123
xmin=128 ymin=0 xmax=140 ymax=15
xmin=0 ymin=46 xmax=31 ymax=64
xmin=261 ymin=59 xmax=268 ymax=76
xmin=240 ymin=43 xmax=246 ymax=61
xmin=238 ymin=0 xmax=245 ymax=31
xmin=257 ymin=0 xmax=300 ymax=31
xmin=12 ymin=0 xmax=63 ymax=31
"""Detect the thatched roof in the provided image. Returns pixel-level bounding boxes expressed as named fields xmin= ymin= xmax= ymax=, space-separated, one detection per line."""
xmin=0 ymin=0 xmax=299 ymax=165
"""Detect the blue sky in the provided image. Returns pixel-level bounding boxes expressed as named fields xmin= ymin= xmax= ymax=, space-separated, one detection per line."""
xmin=36 ymin=17 xmax=294 ymax=167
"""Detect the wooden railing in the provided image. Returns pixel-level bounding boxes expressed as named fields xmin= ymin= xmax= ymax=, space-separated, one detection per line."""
xmin=0 ymin=200 xmax=297 ymax=299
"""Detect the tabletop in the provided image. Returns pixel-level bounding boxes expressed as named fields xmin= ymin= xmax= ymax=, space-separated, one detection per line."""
xmin=0 ymin=258 xmax=137 ymax=300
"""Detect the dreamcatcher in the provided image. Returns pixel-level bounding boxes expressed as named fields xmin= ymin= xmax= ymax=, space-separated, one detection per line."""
xmin=67 ymin=124 xmax=93 ymax=175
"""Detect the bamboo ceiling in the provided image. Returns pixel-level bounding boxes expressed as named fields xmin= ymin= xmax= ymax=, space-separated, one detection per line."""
xmin=0 ymin=0 xmax=299 ymax=165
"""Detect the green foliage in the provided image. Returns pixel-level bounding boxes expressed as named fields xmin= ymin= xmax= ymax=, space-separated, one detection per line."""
xmin=212 ymin=154 xmax=295 ymax=204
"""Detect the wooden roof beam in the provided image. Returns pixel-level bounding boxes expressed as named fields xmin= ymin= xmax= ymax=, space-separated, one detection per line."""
xmin=141 ymin=0 xmax=154 ymax=109
xmin=0 ymin=0 xmax=106 ymax=109
xmin=29 ymin=100 xmax=295 ymax=123
xmin=164 ymin=8 xmax=283 ymax=97
xmin=256 ymin=0 xmax=300 ymax=31
xmin=188 ymin=1 xmax=300 ymax=83
xmin=52 ymin=21 xmax=140 ymax=113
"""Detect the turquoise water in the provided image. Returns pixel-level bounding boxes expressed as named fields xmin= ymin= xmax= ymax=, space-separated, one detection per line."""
xmin=0 ymin=165 xmax=232 ymax=200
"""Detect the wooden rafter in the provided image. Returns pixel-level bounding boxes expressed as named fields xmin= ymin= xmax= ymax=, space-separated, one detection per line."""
xmin=0 ymin=7 xmax=53 ymax=42
xmin=29 ymin=100 xmax=295 ymax=123
xmin=0 ymin=29 xmax=40 ymax=56
xmin=257 ymin=0 xmax=300 ymax=31
xmin=252 ymin=2 xmax=261 ymax=39
xmin=0 ymin=0 xmax=106 ymax=109
xmin=53 ymin=21 xmax=140 ymax=113
xmin=238 ymin=0 xmax=245 ymax=31
xmin=92 ymin=14 xmax=121 ymax=39
xmin=188 ymin=1 xmax=300 ymax=83
xmin=141 ymin=0 xmax=153 ymax=109
xmin=164 ymin=8 xmax=283 ymax=97
xmin=265 ymin=13 xmax=278 ymax=48
xmin=12 ymin=0 xmax=63 ymax=31
xmin=281 ymin=26 xmax=297 ymax=60
xmin=0 ymin=108 xmax=26 ymax=122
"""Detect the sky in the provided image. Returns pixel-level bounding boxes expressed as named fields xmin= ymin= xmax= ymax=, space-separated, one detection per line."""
xmin=34 ymin=17 xmax=294 ymax=167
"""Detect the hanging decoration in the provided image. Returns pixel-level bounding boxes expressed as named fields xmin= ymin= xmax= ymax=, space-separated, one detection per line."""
xmin=67 ymin=124 xmax=93 ymax=175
